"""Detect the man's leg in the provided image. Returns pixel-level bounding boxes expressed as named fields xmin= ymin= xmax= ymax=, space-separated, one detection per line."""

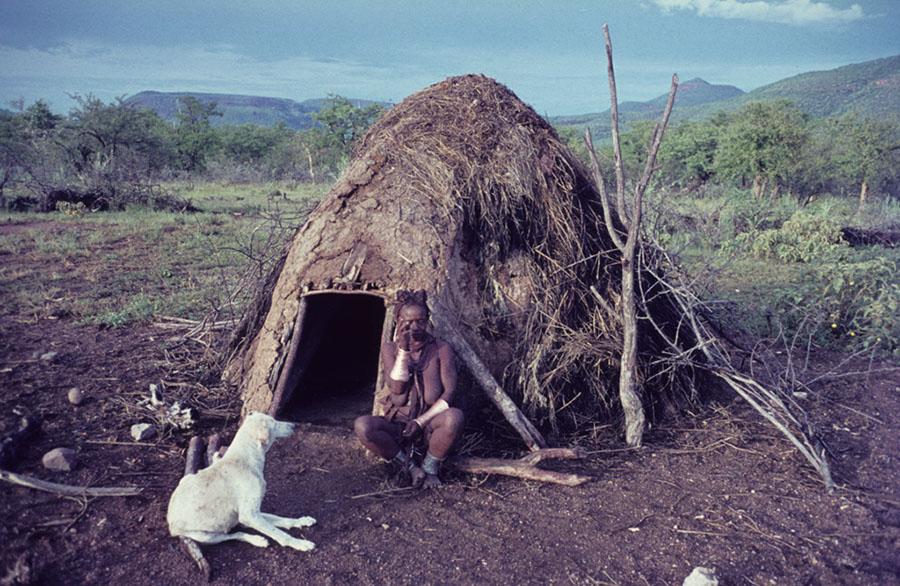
xmin=353 ymin=415 xmax=403 ymax=460
xmin=414 ymin=408 xmax=465 ymax=488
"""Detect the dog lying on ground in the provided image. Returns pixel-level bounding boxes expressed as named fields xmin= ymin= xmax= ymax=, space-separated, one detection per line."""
xmin=167 ymin=412 xmax=316 ymax=551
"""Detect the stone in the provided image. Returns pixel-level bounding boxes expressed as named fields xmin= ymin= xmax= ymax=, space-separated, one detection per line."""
xmin=683 ymin=567 xmax=718 ymax=586
xmin=39 ymin=351 xmax=59 ymax=362
xmin=42 ymin=448 xmax=77 ymax=472
xmin=67 ymin=388 xmax=84 ymax=405
xmin=131 ymin=423 xmax=157 ymax=442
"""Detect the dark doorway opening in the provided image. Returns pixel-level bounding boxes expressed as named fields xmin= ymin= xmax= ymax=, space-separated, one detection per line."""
xmin=280 ymin=293 xmax=386 ymax=426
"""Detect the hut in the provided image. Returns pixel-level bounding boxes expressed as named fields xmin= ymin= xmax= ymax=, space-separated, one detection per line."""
xmin=223 ymin=74 xmax=694 ymax=447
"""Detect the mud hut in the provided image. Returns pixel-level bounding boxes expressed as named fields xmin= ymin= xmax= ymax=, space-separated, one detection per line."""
xmin=224 ymin=74 xmax=693 ymax=446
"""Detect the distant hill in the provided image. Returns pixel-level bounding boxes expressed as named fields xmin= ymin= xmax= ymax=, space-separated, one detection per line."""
xmin=556 ymin=77 xmax=744 ymax=128
xmin=552 ymin=55 xmax=900 ymax=140
xmin=713 ymin=55 xmax=900 ymax=119
xmin=125 ymin=91 xmax=384 ymax=130
xmin=124 ymin=55 xmax=899 ymax=137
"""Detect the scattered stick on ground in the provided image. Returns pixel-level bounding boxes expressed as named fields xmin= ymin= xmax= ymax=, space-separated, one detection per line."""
xmin=0 ymin=470 xmax=142 ymax=497
xmin=450 ymin=448 xmax=590 ymax=486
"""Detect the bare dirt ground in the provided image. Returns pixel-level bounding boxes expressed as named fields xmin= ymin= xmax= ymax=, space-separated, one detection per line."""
xmin=1 ymin=222 xmax=899 ymax=585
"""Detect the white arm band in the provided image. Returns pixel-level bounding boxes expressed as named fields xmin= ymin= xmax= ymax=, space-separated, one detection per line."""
xmin=389 ymin=349 xmax=411 ymax=382
xmin=414 ymin=398 xmax=450 ymax=428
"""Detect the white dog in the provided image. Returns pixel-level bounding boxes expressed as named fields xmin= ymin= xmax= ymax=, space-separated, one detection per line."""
xmin=167 ymin=412 xmax=316 ymax=551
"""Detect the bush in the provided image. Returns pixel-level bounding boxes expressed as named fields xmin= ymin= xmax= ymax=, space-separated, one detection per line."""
xmin=728 ymin=211 xmax=847 ymax=263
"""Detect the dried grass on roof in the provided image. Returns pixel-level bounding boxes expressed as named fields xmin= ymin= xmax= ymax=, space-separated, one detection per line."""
xmin=352 ymin=75 xmax=695 ymax=429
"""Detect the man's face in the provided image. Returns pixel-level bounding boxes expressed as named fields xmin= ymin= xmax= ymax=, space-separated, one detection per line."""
xmin=399 ymin=304 xmax=429 ymax=341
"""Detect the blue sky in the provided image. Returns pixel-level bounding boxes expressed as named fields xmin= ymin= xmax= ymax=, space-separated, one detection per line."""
xmin=0 ymin=0 xmax=897 ymax=116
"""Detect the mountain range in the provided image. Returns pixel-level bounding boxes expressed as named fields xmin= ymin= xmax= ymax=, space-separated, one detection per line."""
xmin=554 ymin=54 xmax=900 ymax=139
xmin=126 ymin=55 xmax=899 ymax=135
xmin=125 ymin=92 xmax=383 ymax=131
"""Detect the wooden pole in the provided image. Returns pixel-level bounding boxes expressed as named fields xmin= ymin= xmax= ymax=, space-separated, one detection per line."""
xmin=430 ymin=303 xmax=547 ymax=451
xmin=268 ymin=297 xmax=309 ymax=416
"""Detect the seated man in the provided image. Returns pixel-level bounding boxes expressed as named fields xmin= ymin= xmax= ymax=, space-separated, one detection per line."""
xmin=354 ymin=290 xmax=465 ymax=488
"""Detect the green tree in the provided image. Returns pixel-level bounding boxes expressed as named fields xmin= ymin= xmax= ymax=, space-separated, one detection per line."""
xmin=0 ymin=110 xmax=27 ymax=199
xmin=554 ymin=125 xmax=591 ymax=166
xmin=828 ymin=113 xmax=899 ymax=206
xmin=715 ymin=100 xmax=811 ymax=198
xmin=312 ymin=95 xmax=385 ymax=149
xmin=618 ymin=120 xmax=657 ymax=181
xmin=219 ymin=122 xmax=292 ymax=165
xmin=59 ymin=94 xmax=171 ymax=207
xmin=24 ymin=99 xmax=62 ymax=136
xmin=657 ymin=119 xmax=722 ymax=188
xmin=290 ymin=96 xmax=386 ymax=180
xmin=173 ymin=95 xmax=222 ymax=172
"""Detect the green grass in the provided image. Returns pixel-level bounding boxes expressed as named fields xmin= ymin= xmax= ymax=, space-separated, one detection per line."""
xmin=672 ymin=192 xmax=900 ymax=356
xmin=0 ymin=182 xmax=328 ymax=327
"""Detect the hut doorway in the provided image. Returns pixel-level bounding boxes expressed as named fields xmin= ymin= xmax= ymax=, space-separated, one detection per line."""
xmin=279 ymin=293 xmax=387 ymax=426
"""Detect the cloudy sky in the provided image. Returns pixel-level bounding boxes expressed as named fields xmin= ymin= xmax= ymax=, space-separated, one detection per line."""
xmin=1 ymin=0 xmax=897 ymax=116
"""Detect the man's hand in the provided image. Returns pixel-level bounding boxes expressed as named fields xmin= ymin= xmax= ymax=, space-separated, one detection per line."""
xmin=397 ymin=321 xmax=412 ymax=352
xmin=401 ymin=419 xmax=423 ymax=441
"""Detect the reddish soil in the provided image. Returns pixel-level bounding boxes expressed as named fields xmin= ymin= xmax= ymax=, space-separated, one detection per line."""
xmin=1 ymin=223 xmax=899 ymax=585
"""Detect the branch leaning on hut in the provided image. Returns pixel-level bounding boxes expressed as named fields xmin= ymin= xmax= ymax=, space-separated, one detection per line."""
xmin=638 ymin=248 xmax=835 ymax=490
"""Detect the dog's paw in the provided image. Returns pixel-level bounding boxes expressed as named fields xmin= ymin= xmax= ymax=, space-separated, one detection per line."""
xmin=290 ymin=539 xmax=315 ymax=552
xmin=293 ymin=516 xmax=316 ymax=528
xmin=246 ymin=535 xmax=270 ymax=547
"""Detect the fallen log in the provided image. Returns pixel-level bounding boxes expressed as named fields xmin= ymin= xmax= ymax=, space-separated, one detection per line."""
xmin=450 ymin=448 xmax=590 ymax=487
xmin=0 ymin=470 xmax=142 ymax=497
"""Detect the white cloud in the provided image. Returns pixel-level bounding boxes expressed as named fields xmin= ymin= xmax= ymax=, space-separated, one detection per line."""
xmin=652 ymin=0 xmax=864 ymax=25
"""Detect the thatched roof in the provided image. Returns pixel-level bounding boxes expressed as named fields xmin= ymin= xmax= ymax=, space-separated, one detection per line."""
xmin=226 ymin=74 xmax=694 ymax=431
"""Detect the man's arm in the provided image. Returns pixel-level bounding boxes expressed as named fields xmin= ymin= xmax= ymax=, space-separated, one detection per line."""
xmin=382 ymin=342 xmax=408 ymax=396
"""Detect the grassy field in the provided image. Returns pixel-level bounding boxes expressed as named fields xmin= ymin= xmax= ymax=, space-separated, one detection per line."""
xmin=2 ymin=182 xmax=898 ymax=357
xmin=0 ymin=182 xmax=327 ymax=328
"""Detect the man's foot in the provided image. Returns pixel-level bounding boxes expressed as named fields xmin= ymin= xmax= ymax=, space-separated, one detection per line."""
xmin=421 ymin=473 xmax=442 ymax=489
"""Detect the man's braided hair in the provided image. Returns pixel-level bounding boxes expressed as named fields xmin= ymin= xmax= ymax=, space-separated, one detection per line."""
xmin=394 ymin=289 xmax=429 ymax=322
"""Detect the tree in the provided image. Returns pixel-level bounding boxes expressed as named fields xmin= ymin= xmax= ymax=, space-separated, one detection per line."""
xmin=715 ymin=100 xmax=810 ymax=198
xmin=0 ymin=110 xmax=27 ymax=199
xmin=173 ymin=96 xmax=222 ymax=172
xmin=584 ymin=25 xmax=679 ymax=447
xmin=24 ymin=100 xmax=62 ymax=136
xmin=219 ymin=122 xmax=292 ymax=165
xmin=657 ymin=119 xmax=722 ymax=188
xmin=312 ymin=95 xmax=385 ymax=149
xmin=64 ymin=95 xmax=170 ymax=178
xmin=618 ymin=120 xmax=656 ymax=180
xmin=828 ymin=113 xmax=899 ymax=206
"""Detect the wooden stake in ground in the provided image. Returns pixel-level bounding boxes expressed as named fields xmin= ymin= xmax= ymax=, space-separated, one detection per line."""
xmin=178 ymin=436 xmax=212 ymax=582
xmin=583 ymin=24 xmax=678 ymax=447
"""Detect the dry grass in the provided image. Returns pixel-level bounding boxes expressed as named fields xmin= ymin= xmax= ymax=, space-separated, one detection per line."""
xmin=349 ymin=74 xmax=696 ymax=430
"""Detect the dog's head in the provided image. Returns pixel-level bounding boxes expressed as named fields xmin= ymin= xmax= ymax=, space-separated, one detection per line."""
xmin=244 ymin=412 xmax=295 ymax=451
